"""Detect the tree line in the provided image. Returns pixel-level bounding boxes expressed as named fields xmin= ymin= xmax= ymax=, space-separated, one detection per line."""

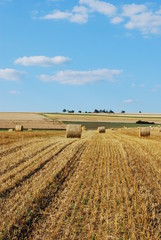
xmin=62 ymin=109 xmax=117 ymax=114
xmin=62 ymin=109 xmax=142 ymax=114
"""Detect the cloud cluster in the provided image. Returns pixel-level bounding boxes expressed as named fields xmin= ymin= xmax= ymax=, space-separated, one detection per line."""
xmin=2 ymin=56 xmax=122 ymax=85
xmin=118 ymin=4 xmax=161 ymax=35
xmin=79 ymin=0 xmax=116 ymax=16
xmin=39 ymin=68 xmax=122 ymax=85
xmin=43 ymin=6 xmax=89 ymax=24
xmin=43 ymin=0 xmax=116 ymax=24
xmin=0 ymin=68 xmax=25 ymax=81
xmin=42 ymin=1 xmax=161 ymax=35
xmin=14 ymin=55 xmax=71 ymax=67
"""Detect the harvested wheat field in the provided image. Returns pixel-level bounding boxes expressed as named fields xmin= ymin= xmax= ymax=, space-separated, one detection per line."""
xmin=0 ymin=129 xmax=161 ymax=240
xmin=0 ymin=112 xmax=65 ymax=130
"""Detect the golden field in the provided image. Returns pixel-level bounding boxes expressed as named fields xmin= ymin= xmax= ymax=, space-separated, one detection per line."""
xmin=0 ymin=128 xmax=161 ymax=239
xmin=0 ymin=112 xmax=65 ymax=130
xmin=45 ymin=112 xmax=161 ymax=124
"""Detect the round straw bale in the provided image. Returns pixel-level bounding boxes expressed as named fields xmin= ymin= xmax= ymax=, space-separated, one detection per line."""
xmin=15 ymin=125 xmax=23 ymax=132
xmin=139 ymin=127 xmax=150 ymax=137
xmin=8 ymin=128 xmax=13 ymax=132
xmin=98 ymin=126 xmax=105 ymax=133
xmin=66 ymin=124 xmax=82 ymax=138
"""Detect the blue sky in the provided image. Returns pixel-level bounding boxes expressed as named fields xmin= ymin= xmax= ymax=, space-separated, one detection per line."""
xmin=0 ymin=0 xmax=161 ymax=113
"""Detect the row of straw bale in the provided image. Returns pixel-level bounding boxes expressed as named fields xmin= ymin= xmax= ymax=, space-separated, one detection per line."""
xmin=66 ymin=125 xmax=106 ymax=138
xmin=8 ymin=125 xmax=32 ymax=132
xmin=8 ymin=125 xmax=23 ymax=132
xmin=66 ymin=125 xmax=153 ymax=138
xmin=7 ymin=124 xmax=157 ymax=138
xmin=65 ymin=125 xmax=156 ymax=138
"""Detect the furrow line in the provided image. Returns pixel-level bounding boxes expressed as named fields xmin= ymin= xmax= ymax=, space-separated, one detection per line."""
xmin=0 ymin=138 xmax=47 ymax=162
xmin=0 ymin=140 xmax=75 ymax=198
xmin=115 ymin=133 xmax=161 ymax=239
xmin=1 ymin=139 xmax=64 ymax=183
xmin=30 ymin=135 xmax=99 ymax=240
xmin=0 ymin=140 xmax=60 ymax=176
xmin=2 ymin=140 xmax=87 ymax=240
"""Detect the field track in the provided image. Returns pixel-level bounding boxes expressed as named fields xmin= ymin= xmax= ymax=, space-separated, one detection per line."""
xmin=0 ymin=129 xmax=161 ymax=239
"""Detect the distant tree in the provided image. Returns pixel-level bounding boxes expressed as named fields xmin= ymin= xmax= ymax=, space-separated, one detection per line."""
xmin=99 ymin=109 xmax=106 ymax=113
xmin=68 ymin=110 xmax=75 ymax=113
xmin=139 ymin=111 xmax=142 ymax=113
xmin=109 ymin=109 xmax=114 ymax=113
xmin=62 ymin=109 xmax=66 ymax=113
xmin=121 ymin=110 xmax=125 ymax=113
xmin=85 ymin=111 xmax=88 ymax=113
xmin=78 ymin=110 xmax=82 ymax=113
xmin=94 ymin=109 xmax=99 ymax=113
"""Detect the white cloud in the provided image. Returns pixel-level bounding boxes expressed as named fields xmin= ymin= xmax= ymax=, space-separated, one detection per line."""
xmin=39 ymin=68 xmax=122 ymax=85
xmin=70 ymin=6 xmax=88 ymax=24
xmin=111 ymin=16 xmax=124 ymax=24
xmin=121 ymin=4 xmax=161 ymax=35
xmin=42 ymin=2 xmax=161 ymax=35
xmin=0 ymin=68 xmax=25 ymax=81
xmin=9 ymin=90 xmax=20 ymax=95
xmin=79 ymin=0 xmax=116 ymax=16
xmin=43 ymin=10 xmax=72 ymax=20
xmin=125 ymin=12 xmax=161 ymax=35
xmin=42 ymin=0 xmax=116 ymax=24
xmin=14 ymin=56 xmax=71 ymax=67
xmin=123 ymin=99 xmax=134 ymax=104
xmin=111 ymin=3 xmax=161 ymax=35
xmin=122 ymin=4 xmax=147 ymax=17
xmin=43 ymin=6 xmax=88 ymax=24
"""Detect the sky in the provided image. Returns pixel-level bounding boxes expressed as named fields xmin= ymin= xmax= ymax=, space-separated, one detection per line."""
xmin=0 ymin=0 xmax=161 ymax=113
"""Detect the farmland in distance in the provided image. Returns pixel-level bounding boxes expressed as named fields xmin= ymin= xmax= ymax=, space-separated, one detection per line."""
xmin=0 ymin=127 xmax=161 ymax=239
xmin=45 ymin=112 xmax=161 ymax=129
